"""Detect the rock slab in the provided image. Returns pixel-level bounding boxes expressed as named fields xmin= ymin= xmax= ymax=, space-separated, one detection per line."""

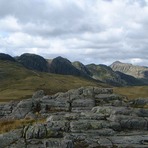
xmin=0 ymin=86 xmax=148 ymax=148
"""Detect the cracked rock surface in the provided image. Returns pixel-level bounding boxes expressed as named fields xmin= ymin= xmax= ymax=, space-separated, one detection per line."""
xmin=0 ymin=87 xmax=148 ymax=148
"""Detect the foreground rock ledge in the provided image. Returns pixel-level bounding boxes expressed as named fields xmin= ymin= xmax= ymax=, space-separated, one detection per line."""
xmin=0 ymin=86 xmax=148 ymax=148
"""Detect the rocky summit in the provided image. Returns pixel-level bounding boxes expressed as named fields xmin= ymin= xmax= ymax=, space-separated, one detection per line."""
xmin=0 ymin=87 xmax=148 ymax=148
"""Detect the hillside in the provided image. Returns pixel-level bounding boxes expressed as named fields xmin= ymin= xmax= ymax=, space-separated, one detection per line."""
xmin=0 ymin=60 xmax=104 ymax=102
xmin=0 ymin=53 xmax=16 ymax=62
xmin=72 ymin=61 xmax=92 ymax=76
xmin=0 ymin=53 xmax=148 ymax=102
xmin=110 ymin=61 xmax=148 ymax=81
xmin=115 ymin=71 xmax=144 ymax=86
xmin=48 ymin=56 xmax=90 ymax=78
xmin=2 ymin=53 xmax=144 ymax=87
xmin=86 ymin=64 xmax=125 ymax=86
xmin=16 ymin=53 xmax=49 ymax=72
xmin=114 ymin=86 xmax=148 ymax=99
xmin=85 ymin=64 xmax=144 ymax=86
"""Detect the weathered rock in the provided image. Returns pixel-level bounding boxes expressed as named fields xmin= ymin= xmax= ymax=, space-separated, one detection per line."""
xmin=32 ymin=90 xmax=45 ymax=99
xmin=134 ymin=108 xmax=148 ymax=117
xmin=130 ymin=98 xmax=148 ymax=108
xmin=0 ymin=101 xmax=18 ymax=119
xmin=25 ymin=111 xmax=37 ymax=120
xmin=6 ymin=139 xmax=26 ymax=148
xmin=95 ymin=94 xmax=126 ymax=106
xmin=26 ymin=139 xmax=45 ymax=148
xmin=64 ymin=113 xmax=79 ymax=120
xmin=70 ymin=120 xmax=91 ymax=132
xmin=23 ymin=124 xmax=47 ymax=139
xmin=44 ymin=139 xmax=74 ymax=148
xmin=11 ymin=99 xmax=33 ymax=119
xmin=120 ymin=117 xmax=147 ymax=130
xmin=71 ymin=97 xmax=95 ymax=112
xmin=97 ymin=137 xmax=113 ymax=147
xmin=0 ymin=129 xmax=22 ymax=148
xmin=0 ymin=86 xmax=148 ymax=148
xmin=110 ymin=135 xmax=148 ymax=147
xmin=94 ymin=87 xmax=113 ymax=94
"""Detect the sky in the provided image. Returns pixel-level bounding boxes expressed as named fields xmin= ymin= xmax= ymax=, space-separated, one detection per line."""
xmin=0 ymin=0 xmax=148 ymax=66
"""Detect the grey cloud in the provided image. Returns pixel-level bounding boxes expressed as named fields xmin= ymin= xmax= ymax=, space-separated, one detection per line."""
xmin=0 ymin=0 xmax=148 ymax=66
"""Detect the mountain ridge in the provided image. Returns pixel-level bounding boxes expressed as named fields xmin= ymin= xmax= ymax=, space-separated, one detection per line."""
xmin=1 ymin=53 xmax=148 ymax=86
xmin=110 ymin=61 xmax=148 ymax=84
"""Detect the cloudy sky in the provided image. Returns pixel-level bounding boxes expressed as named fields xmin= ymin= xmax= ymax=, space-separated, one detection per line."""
xmin=0 ymin=0 xmax=148 ymax=66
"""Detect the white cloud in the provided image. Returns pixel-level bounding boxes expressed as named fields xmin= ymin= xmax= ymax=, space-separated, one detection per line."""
xmin=130 ymin=58 xmax=143 ymax=65
xmin=0 ymin=16 xmax=21 ymax=33
xmin=0 ymin=0 xmax=148 ymax=66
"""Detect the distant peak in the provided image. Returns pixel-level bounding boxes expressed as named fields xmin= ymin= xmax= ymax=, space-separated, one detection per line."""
xmin=73 ymin=61 xmax=83 ymax=66
xmin=113 ymin=61 xmax=122 ymax=64
xmin=111 ymin=61 xmax=134 ymax=67
xmin=21 ymin=53 xmax=35 ymax=56
xmin=0 ymin=53 xmax=15 ymax=62
xmin=53 ymin=56 xmax=71 ymax=64
xmin=55 ymin=56 xmax=67 ymax=60
xmin=56 ymin=56 xmax=63 ymax=59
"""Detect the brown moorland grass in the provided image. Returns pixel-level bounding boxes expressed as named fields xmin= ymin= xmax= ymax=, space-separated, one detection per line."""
xmin=114 ymin=86 xmax=148 ymax=99
xmin=1 ymin=61 xmax=147 ymax=102
xmin=0 ymin=118 xmax=46 ymax=134
xmin=0 ymin=60 xmax=106 ymax=102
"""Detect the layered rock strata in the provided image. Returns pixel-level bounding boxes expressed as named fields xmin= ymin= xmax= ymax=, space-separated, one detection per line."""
xmin=0 ymin=87 xmax=148 ymax=148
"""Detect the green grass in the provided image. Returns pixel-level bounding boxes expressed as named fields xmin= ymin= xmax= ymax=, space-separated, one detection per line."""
xmin=0 ymin=60 xmax=105 ymax=102
xmin=114 ymin=86 xmax=148 ymax=99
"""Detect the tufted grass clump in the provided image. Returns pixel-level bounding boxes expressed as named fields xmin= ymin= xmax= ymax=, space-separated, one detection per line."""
xmin=0 ymin=118 xmax=46 ymax=134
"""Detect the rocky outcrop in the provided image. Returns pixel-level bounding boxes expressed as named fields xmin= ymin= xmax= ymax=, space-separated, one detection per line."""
xmin=110 ymin=61 xmax=148 ymax=82
xmin=16 ymin=53 xmax=49 ymax=72
xmin=0 ymin=87 xmax=148 ymax=148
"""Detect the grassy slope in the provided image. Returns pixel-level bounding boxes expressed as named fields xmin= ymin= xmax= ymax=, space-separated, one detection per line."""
xmin=0 ymin=60 xmax=147 ymax=102
xmin=0 ymin=60 xmax=105 ymax=102
xmin=114 ymin=86 xmax=148 ymax=99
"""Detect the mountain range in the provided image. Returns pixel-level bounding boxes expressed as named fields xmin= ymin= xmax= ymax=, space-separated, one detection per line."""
xmin=110 ymin=61 xmax=148 ymax=80
xmin=1 ymin=53 xmax=148 ymax=146
xmin=0 ymin=53 xmax=148 ymax=87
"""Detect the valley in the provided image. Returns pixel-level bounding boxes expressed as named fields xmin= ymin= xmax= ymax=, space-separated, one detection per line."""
xmin=0 ymin=60 xmax=103 ymax=102
xmin=0 ymin=53 xmax=148 ymax=147
xmin=0 ymin=53 xmax=148 ymax=102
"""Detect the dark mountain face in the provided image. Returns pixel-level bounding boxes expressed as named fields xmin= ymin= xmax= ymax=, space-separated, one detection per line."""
xmin=86 ymin=64 xmax=127 ymax=86
xmin=48 ymin=56 xmax=89 ymax=77
xmin=72 ymin=61 xmax=92 ymax=76
xmin=0 ymin=53 xmax=15 ymax=62
xmin=0 ymin=52 xmax=147 ymax=86
xmin=115 ymin=71 xmax=144 ymax=86
xmin=86 ymin=64 xmax=146 ymax=86
xmin=16 ymin=53 xmax=49 ymax=72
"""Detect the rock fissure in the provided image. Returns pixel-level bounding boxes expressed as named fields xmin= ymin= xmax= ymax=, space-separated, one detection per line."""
xmin=0 ymin=87 xmax=148 ymax=148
